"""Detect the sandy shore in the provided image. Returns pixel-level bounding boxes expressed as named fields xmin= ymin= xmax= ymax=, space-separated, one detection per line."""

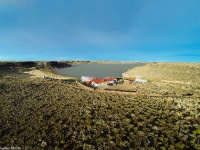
xmin=24 ymin=69 xmax=75 ymax=80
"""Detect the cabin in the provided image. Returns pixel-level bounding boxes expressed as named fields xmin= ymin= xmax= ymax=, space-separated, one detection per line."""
xmin=104 ymin=77 xmax=116 ymax=83
xmin=91 ymin=77 xmax=117 ymax=87
xmin=81 ymin=76 xmax=117 ymax=87
xmin=91 ymin=78 xmax=105 ymax=87
xmin=135 ymin=77 xmax=147 ymax=83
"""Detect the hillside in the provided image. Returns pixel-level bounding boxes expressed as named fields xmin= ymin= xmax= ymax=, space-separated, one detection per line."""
xmin=123 ymin=62 xmax=200 ymax=84
xmin=122 ymin=62 xmax=200 ymax=97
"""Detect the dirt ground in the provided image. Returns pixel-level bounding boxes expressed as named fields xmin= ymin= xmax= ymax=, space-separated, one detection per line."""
xmin=103 ymin=80 xmax=137 ymax=92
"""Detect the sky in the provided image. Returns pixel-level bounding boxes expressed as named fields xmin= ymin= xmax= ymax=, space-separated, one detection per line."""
xmin=0 ymin=0 xmax=200 ymax=62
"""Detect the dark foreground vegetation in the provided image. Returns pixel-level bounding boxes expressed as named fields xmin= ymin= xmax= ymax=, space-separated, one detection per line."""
xmin=0 ymin=77 xmax=199 ymax=149
xmin=0 ymin=61 xmax=72 ymax=70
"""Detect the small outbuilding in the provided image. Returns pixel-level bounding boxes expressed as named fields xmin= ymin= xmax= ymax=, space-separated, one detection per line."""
xmin=135 ymin=77 xmax=147 ymax=83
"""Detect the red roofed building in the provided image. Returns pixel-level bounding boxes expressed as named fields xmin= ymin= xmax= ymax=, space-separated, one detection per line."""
xmin=91 ymin=77 xmax=116 ymax=87
xmin=91 ymin=78 xmax=105 ymax=86
xmin=104 ymin=77 xmax=116 ymax=82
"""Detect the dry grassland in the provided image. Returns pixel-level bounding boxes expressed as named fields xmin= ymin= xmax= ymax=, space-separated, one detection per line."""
xmin=0 ymin=63 xmax=199 ymax=149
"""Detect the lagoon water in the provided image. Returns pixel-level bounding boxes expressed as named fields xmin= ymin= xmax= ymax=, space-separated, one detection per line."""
xmin=54 ymin=63 xmax=145 ymax=78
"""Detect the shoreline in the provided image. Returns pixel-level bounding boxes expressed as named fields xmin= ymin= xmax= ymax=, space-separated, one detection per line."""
xmin=1 ymin=61 xmax=200 ymax=96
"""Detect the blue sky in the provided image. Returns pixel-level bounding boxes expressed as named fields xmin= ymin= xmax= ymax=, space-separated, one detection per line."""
xmin=0 ymin=0 xmax=200 ymax=62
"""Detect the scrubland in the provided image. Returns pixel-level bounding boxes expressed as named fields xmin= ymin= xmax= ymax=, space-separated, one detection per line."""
xmin=123 ymin=62 xmax=200 ymax=98
xmin=0 ymin=62 xmax=200 ymax=149
xmin=123 ymin=62 xmax=200 ymax=84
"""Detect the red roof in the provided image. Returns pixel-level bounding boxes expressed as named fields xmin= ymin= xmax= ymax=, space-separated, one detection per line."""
xmin=104 ymin=77 xmax=116 ymax=82
xmin=92 ymin=78 xmax=105 ymax=84
xmin=92 ymin=77 xmax=116 ymax=84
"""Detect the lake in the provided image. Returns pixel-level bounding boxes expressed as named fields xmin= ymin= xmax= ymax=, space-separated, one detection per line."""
xmin=54 ymin=63 xmax=145 ymax=78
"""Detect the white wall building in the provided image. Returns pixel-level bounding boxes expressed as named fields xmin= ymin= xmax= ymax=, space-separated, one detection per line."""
xmin=81 ymin=76 xmax=95 ymax=82
xmin=135 ymin=77 xmax=147 ymax=83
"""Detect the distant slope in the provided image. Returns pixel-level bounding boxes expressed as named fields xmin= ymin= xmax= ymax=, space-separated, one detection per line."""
xmin=123 ymin=62 xmax=200 ymax=84
xmin=0 ymin=61 xmax=72 ymax=69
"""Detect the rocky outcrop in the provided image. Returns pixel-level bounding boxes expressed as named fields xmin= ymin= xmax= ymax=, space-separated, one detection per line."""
xmin=0 ymin=62 xmax=38 ymax=71
xmin=46 ymin=61 xmax=71 ymax=69
xmin=0 ymin=61 xmax=72 ymax=70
